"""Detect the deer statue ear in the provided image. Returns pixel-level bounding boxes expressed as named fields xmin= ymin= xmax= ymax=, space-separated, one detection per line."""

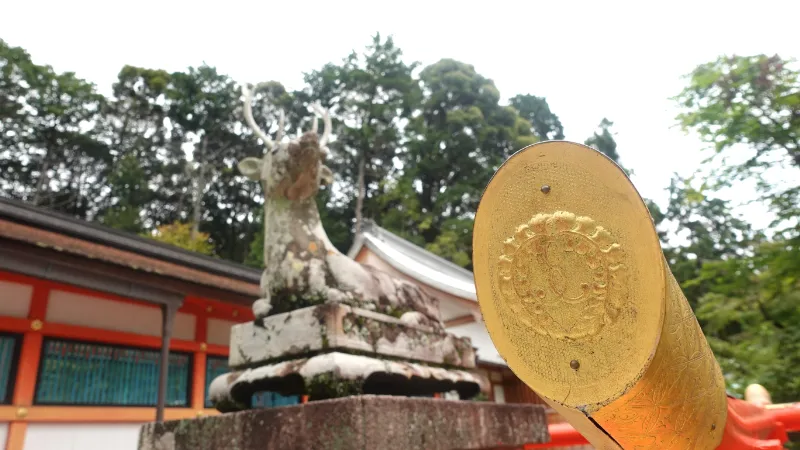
xmin=238 ymin=157 xmax=264 ymax=181
xmin=319 ymin=165 xmax=334 ymax=185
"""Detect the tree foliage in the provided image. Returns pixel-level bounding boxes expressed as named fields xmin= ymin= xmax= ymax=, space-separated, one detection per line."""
xmin=673 ymin=54 xmax=800 ymax=403
xmin=1 ymin=39 xmax=109 ymax=218
xmin=509 ymin=94 xmax=565 ymax=141
xmin=0 ymin=37 xmax=556 ymax=269
xmin=584 ymin=118 xmax=621 ymax=164
xmin=303 ymin=34 xmax=420 ymax=236
xmin=97 ymin=65 xmax=172 ymax=232
xmin=379 ymin=59 xmax=537 ymax=268
xmin=146 ymin=221 xmax=215 ymax=256
xmin=675 ymin=54 xmax=800 ymax=226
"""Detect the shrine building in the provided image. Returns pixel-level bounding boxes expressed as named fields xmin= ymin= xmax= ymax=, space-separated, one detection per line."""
xmin=0 ymin=198 xmax=567 ymax=450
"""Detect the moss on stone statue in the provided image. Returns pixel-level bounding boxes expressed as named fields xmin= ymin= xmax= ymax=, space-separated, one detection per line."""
xmin=268 ymin=288 xmax=329 ymax=316
xmin=382 ymin=305 xmax=412 ymax=319
xmin=338 ymin=312 xmax=459 ymax=362
xmin=472 ymin=392 xmax=489 ymax=402
xmin=268 ymin=288 xmax=387 ymax=317
xmin=212 ymin=395 xmax=249 ymax=413
xmin=320 ymin=328 xmax=329 ymax=349
xmin=306 ymin=373 xmax=364 ymax=399
xmin=265 ymin=283 xmax=425 ymax=323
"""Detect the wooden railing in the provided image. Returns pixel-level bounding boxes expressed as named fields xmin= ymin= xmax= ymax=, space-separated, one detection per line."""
xmin=525 ymin=401 xmax=800 ymax=449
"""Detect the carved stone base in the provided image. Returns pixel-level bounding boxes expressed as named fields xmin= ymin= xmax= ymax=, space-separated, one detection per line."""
xmin=229 ymin=304 xmax=476 ymax=369
xmin=209 ymin=352 xmax=488 ymax=412
xmin=138 ymin=395 xmax=549 ymax=450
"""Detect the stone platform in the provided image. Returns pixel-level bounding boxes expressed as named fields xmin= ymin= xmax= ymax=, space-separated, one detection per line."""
xmin=138 ymin=396 xmax=549 ymax=450
xmin=229 ymin=304 xmax=476 ymax=369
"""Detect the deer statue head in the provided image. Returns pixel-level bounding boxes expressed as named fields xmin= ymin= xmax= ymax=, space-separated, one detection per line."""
xmin=237 ymin=82 xmax=334 ymax=201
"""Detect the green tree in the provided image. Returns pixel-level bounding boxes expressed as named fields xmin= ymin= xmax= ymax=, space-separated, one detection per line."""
xmin=509 ymin=94 xmax=565 ymax=140
xmin=661 ymin=175 xmax=759 ymax=308
xmin=673 ymin=54 xmax=800 ymax=404
xmin=101 ymin=154 xmax=149 ymax=232
xmin=674 ymin=54 xmax=800 ymax=226
xmin=167 ymin=65 xmax=265 ymax=263
xmin=98 ymin=65 xmax=174 ymax=232
xmin=243 ymin=206 xmax=265 ymax=268
xmin=584 ymin=118 xmax=621 ymax=165
xmin=0 ymin=41 xmax=34 ymax=188
xmin=0 ymin=39 xmax=110 ymax=219
xmin=302 ymin=33 xmax=420 ymax=242
xmin=146 ymin=222 xmax=215 ymax=256
xmin=381 ymin=59 xmax=537 ymax=268
xmin=692 ymin=239 xmax=800 ymax=403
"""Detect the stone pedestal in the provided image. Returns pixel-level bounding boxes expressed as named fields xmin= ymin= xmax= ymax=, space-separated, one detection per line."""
xmin=210 ymin=304 xmax=488 ymax=411
xmin=138 ymin=396 xmax=550 ymax=450
xmin=229 ymin=304 xmax=477 ymax=369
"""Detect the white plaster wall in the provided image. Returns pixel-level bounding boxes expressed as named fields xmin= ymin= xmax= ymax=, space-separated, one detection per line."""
xmin=25 ymin=423 xmax=144 ymax=450
xmin=46 ymin=290 xmax=196 ymax=341
xmin=493 ymin=385 xmax=506 ymax=404
xmin=172 ymin=313 xmax=196 ymax=341
xmin=0 ymin=281 xmax=33 ymax=318
xmin=438 ymin=301 xmax=469 ymax=323
xmin=207 ymin=318 xmax=236 ymax=346
xmin=0 ymin=422 xmax=8 ymax=448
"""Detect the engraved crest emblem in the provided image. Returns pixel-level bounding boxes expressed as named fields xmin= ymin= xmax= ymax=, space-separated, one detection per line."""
xmin=496 ymin=211 xmax=628 ymax=340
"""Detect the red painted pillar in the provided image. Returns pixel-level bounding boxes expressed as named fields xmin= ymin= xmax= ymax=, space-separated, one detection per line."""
xmin=6 ymin=282 xmax=50 ymax=450
xmin=191 ymin=305 xmax=208 ymax=414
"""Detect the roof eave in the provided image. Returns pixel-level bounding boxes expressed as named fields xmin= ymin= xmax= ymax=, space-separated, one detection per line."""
xmin=0 ymin=197 xmax=261 ymax=283
xmin=0 ymin=219 xmax=261 ymax=298
xmin=361 ymin=235 xmax=477 ymax=301
xmin=346 ymin=232 xmax=366 ymax=259
xmin=477 ymin=358 xmax=508 ymax=368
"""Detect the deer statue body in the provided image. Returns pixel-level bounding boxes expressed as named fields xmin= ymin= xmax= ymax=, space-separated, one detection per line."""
xmin=237 ymin=83 xmax=442 ymax=329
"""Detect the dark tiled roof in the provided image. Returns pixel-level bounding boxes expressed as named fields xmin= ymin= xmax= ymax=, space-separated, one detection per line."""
xmin=0 ymin=197 xmax=261 ymax=285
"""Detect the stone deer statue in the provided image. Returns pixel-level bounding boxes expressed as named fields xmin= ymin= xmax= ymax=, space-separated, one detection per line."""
xmin=237 ymin=82 xmax=443 ymax=329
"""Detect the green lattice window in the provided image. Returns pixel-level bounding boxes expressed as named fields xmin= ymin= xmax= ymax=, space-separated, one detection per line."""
xmin=205 ymin=356 xmax=228 ymax=407
xmin=0 ymin=334 xmax=20 ymax=404
xmin=35 ymin=339 xmax=192 ymax=406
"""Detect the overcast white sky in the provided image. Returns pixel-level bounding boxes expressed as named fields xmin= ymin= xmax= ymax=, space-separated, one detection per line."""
xmin=4 ymin=0 xmax=798 ymax=230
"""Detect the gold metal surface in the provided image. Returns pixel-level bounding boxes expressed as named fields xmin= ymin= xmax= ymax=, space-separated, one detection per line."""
xmin=593 ymin=270 xmax=727 ymax=449
xmin=473 ymin=141 xmax=727 ymax=449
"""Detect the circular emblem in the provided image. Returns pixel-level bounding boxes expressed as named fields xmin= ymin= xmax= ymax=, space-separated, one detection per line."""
xmin=497 ymin=211 xmax=628 ymax=340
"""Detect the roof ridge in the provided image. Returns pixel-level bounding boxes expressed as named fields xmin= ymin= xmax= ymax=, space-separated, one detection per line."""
xmin=365 ymin=221 xmax=475 ymax=278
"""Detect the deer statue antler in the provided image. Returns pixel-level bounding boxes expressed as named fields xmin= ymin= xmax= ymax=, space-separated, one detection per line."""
xmin=275 ymin=110 xmax=285 ymax=144
xmin=241 ymin=82 xmax=275 ymax=151
xmin=311 ymin=102 xmax=332 ymax=151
